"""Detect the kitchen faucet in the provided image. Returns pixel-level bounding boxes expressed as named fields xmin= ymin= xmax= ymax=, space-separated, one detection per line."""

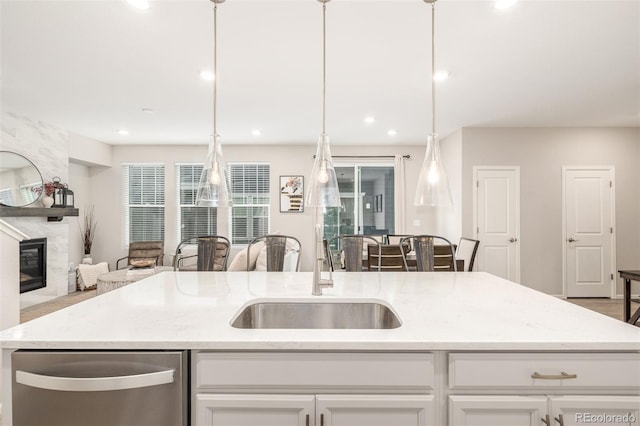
xmin=312 ymin=223 xmax=333 ymax=296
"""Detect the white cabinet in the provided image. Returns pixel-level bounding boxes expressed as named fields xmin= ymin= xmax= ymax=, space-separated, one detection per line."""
xmin=449 ymin=395 xmax=640 ymax=426
xmin=449 ymin=395 xmax=548 ymax=426
xmin=549 ymin=396 xmax=640 ymax=426
xmin=195 ymin=394 xmax=434 ymax=426
xmin=195 ymin=394 xmax=314 ymax=426
xmin=317 ymin=394 xmax=434 ymax=426
xmin=193 ymin=351 xmax=436 ymax=426
xmin=448 ymin=353 xmax=640 ymax=426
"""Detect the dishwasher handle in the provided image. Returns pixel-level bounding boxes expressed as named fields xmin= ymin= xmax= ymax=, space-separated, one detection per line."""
xmin=16 ymin=369 xmax=175 ymax=392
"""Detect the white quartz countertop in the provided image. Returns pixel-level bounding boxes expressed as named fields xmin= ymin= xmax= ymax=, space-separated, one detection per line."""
xmin=2 ymin=272 xmax=639 ymax=351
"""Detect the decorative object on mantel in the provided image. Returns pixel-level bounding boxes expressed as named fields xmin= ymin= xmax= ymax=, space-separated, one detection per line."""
xmin=41 ymin=194 xmax=54 ymax=208
xmin=51 ymin=177 xmax=65 ymax=207
xmin=49 ymin=176 xmax=75 ymax=208
xmin=42 ymin=181 xmax=56 ymax=208
xmin=80 ymin=204 xmax=97 ymax=264
xmin=0 ymin=150 xmax=43 ymax=207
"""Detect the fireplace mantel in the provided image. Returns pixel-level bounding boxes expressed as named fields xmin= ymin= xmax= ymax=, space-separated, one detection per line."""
xmin=0 ymin=206 xmax=79 ymax=222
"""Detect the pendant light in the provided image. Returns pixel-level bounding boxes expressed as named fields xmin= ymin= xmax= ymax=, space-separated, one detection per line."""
xmin=309 ymin=0 xmax=340 ymax=296
xmin=196 ymin=0 xmax=231 ymax=207
xmin=414 ymin=0 xmax=453 ymax=207
xmin=307 ymin=0 xmax=340 ymax=209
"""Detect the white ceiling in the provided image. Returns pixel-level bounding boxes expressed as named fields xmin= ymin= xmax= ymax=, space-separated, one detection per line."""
xmin=1 ymin=0 xmax=638 ymax=146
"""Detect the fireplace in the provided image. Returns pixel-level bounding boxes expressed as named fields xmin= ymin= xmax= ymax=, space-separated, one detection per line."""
xmin=19 ymin=238 xmax=47 ymax=293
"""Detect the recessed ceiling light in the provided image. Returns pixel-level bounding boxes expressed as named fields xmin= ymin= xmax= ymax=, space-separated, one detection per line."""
xmin=495 ymin=0 xmax=517 ymax=10
xmin=141 ymin=108 xmax=153 ymax=114
xmin=199 ymin=70 xmax=215 ymax=81
xmin=117 ymin=129 xmax=129 ymax=136
xmin=388 ymin=129 xmax=397 ymax=136
xmin=126 ymin=0 xmax=150 ymax=10
xmin=364 ymin=116 xmax=375 ymax=124
xmin=433 ymin=70 xmax=449 ymax=81
xmin=251 ymin=130 xmax=261 ymax=136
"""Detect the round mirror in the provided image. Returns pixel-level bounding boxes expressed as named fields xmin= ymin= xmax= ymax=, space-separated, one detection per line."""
xmin=0 ymin=151 xmax=44 ymax=207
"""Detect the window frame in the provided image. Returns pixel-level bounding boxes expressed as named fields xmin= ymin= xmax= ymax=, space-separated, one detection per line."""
xmin=122 ymin=162 xmax=166 ymax=248
xmin=175 ymin=162 xmax=218 ymax=242
xmin=227 ymin=162 xmax=271 ymax=246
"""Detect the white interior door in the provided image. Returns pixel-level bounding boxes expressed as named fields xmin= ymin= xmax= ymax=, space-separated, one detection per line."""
xmin=474 ymin=167 xmax=520 ymax=283
xmin=563 ymin=167 xmax=615 ymax=298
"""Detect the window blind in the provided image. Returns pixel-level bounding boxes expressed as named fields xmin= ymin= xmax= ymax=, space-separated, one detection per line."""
xmin=176 ymin=163 xmax=217 ymax=240
xmin=228 ymin=163 xmax=270 ymax=245
xmin=122 ymin=163 xmax=165 ymax=246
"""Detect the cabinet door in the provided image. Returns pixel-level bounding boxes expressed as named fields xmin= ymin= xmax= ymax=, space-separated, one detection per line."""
xmin=316 ymin=394 xmax=435 ymax=426
xmin=195 ymin=394 xmax=315 ymax=426
xmin=449 ymin=395 xmax=547 ymax=426
xmin=549 ymin=395 xmax=640 ymax=426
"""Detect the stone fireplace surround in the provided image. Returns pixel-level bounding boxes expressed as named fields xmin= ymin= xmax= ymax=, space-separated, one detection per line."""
xmin=1 ymin=113 xmax=71 ymax=310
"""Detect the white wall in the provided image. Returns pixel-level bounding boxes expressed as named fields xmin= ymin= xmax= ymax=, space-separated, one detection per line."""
xmin=461 ymin=127 xmax=640 ymax=296
xmin=68 ymin=162 xmax=92 ymax=268
xmin=87 ymin=143 xmax=439 ymax=272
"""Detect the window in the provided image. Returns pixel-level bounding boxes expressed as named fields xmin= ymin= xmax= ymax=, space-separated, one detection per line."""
xmin=324 ymin=163 xmax=395 ymax=245
xmin=122 ymin=163 xmax=165 ymax=246
xmin=176 ymin=164 xmax=217 ymax=240
xmin=228 ymin=163 xmax=270 ymax=245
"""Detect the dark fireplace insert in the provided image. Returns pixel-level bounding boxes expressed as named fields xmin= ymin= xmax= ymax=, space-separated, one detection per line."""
xmin=19 ymin=238 xmax=47 ymax=293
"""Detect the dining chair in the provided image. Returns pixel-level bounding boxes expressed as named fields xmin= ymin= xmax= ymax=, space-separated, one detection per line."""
xmin=367 ymin=244 xmax=409 ymax=272
xmin=116 ymin=241 xmax=164 ymax=270
xmin=327 ymin=235 xmax=381 ymax=271
xmin=386 ymin=234 xmax=413 ymax=252
xmin=173 ymin=235 xmax=231 ymax=271
xmin=456 ymin=237 xmax=480 ymax=271
xmin=400 ymin=235 xmax=458 ymax=272
xmin=246 ymin=234 xmax=302 ymax=272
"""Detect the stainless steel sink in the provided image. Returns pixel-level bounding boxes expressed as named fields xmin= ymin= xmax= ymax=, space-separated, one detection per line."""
xmin=230 ymin=299 xmax=401 ymax=329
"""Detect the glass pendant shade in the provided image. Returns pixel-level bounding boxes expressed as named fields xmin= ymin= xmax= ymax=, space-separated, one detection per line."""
xmin=307 ymin=133 xmax=340 ymax=208
xmin=196 ymin=134 xmax=231 ymax=207
xmin=414 ymin=133 xmax=453 ymax=207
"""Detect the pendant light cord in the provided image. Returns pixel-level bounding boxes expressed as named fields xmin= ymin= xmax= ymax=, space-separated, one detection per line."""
xmin=213 ymin=2 xmax=218 ymax=140
xmin=431 ymin=1 xmax=436 ymax=135
xmin=322 ymin=1 xmax=327 ymax=136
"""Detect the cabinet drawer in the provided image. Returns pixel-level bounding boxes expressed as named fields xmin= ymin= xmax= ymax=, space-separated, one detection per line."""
xmin=449 ymin=353 xmax=640 ymax=390
xmin=196 ymin=352 xmax=434 ymax=392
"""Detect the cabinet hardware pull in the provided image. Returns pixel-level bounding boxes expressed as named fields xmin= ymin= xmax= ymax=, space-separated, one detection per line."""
xmin=555 ymin=414 xmax=564 ymax=426
xmin=541 ymin=414 xmax=551 ymax=426
xmin=321 ymin=413 xmax=324 ymax=426
xmin=531 ymin=371 xmax=577 ymax=380
xmin=306 ymin=414 xmax=310 ymax=426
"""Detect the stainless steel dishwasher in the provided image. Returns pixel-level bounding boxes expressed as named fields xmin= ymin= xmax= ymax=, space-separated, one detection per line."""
xmin=11 ymin=350 xmax=188 ymax=426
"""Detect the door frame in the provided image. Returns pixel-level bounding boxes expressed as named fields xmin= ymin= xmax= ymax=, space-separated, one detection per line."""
xmin=561 ymin=166 xmax=616 ymax=299
xmin=472 ymin=166 xmax=521 ymax=283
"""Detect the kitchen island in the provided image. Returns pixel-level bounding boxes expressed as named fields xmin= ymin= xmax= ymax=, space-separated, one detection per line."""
xmin=2 ymin=271 xmax=640 ymax=425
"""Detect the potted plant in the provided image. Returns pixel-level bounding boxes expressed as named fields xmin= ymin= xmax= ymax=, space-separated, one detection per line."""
xmin=80 ymin=205 xmax=97 ymax=264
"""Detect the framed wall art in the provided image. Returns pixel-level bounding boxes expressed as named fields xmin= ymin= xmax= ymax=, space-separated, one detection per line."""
xmin=280 ymin=175 xmax=304 ymax=213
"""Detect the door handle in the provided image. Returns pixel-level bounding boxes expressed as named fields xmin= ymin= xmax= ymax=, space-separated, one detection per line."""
xmin=555 ymin=414 xmax=564 ymax=426
xmin=541 ymin=414 xmax=551 ymax=426
xmin=567 ymin=237 xmax=580 ymax=243
xmin=16 ymin=369 xmax=175 ymax=392
xmin=531 ymin=371 xmax=577 ymax=380
xmin=508 ymin=237 xmax=517 ymax=243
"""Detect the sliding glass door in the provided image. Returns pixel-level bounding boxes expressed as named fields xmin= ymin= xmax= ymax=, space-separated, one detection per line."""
xmin=324 ymin=163 xmax=395 ymax=244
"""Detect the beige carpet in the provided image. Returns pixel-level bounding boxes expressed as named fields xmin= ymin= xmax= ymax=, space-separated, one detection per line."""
xmin=20 ymin=290 xmax=97 ymax=323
